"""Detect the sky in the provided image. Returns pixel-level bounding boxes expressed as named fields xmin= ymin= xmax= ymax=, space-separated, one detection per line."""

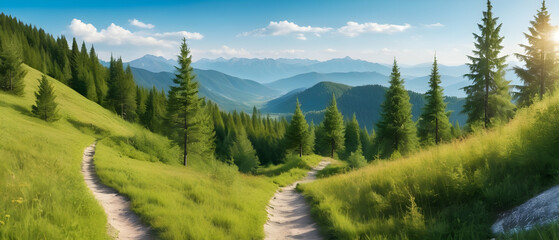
xmin=3 ymin=0 xmax=558 ymax=65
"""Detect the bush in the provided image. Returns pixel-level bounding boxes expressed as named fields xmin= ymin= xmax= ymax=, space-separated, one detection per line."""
xmin=347 ymin=151 xmax=367 ymax=169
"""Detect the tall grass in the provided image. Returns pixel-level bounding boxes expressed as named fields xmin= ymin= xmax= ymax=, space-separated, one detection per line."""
xmin=94 ymin=141 xmax=277 ymax=239
xmin=300 ymin=93 xmax=559 ymax=239
xmin=256 ymin=154 xmax=324 ymax=186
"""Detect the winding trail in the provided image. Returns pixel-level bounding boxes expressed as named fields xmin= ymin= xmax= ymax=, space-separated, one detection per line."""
xmin=264 ymin=160 xmax=330 ymax=240
xmin=82 ymin=142 xmax=154 ymax=240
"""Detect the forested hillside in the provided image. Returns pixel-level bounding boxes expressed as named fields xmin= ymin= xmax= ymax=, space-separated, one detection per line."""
xmin=263 ymin=82 xmax=466 ymax=129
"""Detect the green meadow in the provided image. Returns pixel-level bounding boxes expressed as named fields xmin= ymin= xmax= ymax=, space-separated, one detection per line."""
xmin=299 ymin=92 xmax=559 ymax=239
xmin=0 ymin=65 xmax=324 ymax=239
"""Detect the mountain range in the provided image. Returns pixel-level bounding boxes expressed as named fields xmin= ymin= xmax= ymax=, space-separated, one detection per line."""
xmin=193 ymin=56 xmax=470 ymax=83
xmin=130 ymin=67 xmax=281 ymax=112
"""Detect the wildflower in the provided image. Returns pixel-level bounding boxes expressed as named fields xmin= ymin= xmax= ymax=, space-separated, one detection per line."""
xmin=4 ymin=214 xmax=9 ymax=218
xmin=0 ymin=220 xmax=4 ymax=225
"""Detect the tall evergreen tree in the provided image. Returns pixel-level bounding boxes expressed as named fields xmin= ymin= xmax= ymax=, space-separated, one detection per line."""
xmin=89 ymin=46 xmax=107 ymax=104
xmin=230 ymin=128 xmax=259 ymax=173
xmin=321 ymin=94 xmax=345 ymax=158
xmin=376 ymin=59 xmax=418 ymax=158
xmin=167 ymin=38 xmax=204 ymax=166
xmin=307 ymin=120 xmax=316 ymax=155
xmin=285 ymin=99 xmax=310 ymax=157
xmin=32 ymin=75 xmax=59 ymax=122
xmin=0 ymin=41 xmax=26 ymax=95
xmin=463 ymin=0 xmax=515 ymax=129
xmin=514 ymin=1 xmax=559 ymax=107
xmin=107 ymin=57 xmax=137 ymax=121
xmin=344 ymin=113 xmax=361 ymax=155
xmin=143 ymin=87 xmax=166 ymax=133
xmin=69 ymin=38 xmax=87 ymax=96
xmin=418 ymin=56 xmax=452 ymax=145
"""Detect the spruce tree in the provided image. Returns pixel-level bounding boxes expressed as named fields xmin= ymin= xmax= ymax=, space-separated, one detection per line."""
xmin=167 ymin=38 xmax=203 ymax=166
xmin=32 ymin=75 xmax=59 ymax=122
xmin=463 ymin=0 xmax=515 ymax=129
xmin=107 ymin=57 xmax=137 ymax=121
xmin=143 ymin=87 xmax=166 ymax=133
xmin=322 ymin=94 xmax=345 ymax=158
xmin=230 ymin=128 xmax=259 ymax=173
xmin=344 ymin=113 xmax=361 ymax=155
xmin=376 ymin=59 xmax=418 ymax=158
xmin=514 ymin=1 xmax=559 ymax=107
xmin=417 ymin=56 xmax=452 ymax=145
xmin=0 ymin=41 xmax=27 ymax=95
xmin=285 ymin=99 xmax=310 ymax=157
xmin=307 ymin=120 xmax=316 ymax=155
xmin=89 ymin=46 xmax=107 ymax=104
xmin=69 ymin=38 xmax=87 ymax=96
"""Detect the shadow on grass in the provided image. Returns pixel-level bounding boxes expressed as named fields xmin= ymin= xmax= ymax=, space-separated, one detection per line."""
xmin=67 ymin=118 xmax=111 ymax=139
xmin=0 ymin=101 xmax=34 ymax=117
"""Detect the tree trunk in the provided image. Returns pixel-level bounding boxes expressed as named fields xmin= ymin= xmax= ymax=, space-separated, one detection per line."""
xmin=121 ymin=103 xmax=124 ymax=119
xmin=484 ymin=74 xmax=489 ymax=129
xmin=330 ymin=139 xmax=334 ymax=158
xmin=184 ymin=116 xmax=188 ymax=166
xmin=299 ymin=142 xmax=302 ymax=158
xmin=435 ymin=116 xmax=439 ymax=144
xmin=541 ymin=51 xmax=545 ymax=101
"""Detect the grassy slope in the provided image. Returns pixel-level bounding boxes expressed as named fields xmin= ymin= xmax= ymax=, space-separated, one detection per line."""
xmin=300 ymin=92 xmax=559 ymax=239
xmin=0 ymin=64 xmax=325 ymax=239
xmin=0 ymin=65 xmax=135 ymax=239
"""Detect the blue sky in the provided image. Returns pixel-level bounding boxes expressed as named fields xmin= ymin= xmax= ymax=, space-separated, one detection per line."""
xmin=3 ymin=0 xmax=557 ymax=65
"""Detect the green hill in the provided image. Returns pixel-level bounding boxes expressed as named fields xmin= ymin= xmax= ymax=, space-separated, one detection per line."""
xmin=266 ymin=71 xmax=388 ymax=93
xmin=0 ymin=65 xmax=289 ymax=239
xmin=298 ymin=92 xmax=559 ymax=239
xmin=262 ymin=81 xmax=466 ymax=129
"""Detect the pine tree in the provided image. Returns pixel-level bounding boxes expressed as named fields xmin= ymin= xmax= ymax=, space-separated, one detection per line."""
xmin=167 ymin=38 xmax=204 ymax=166
xmin=376 ymin=59 xmax=418 ymax=158
xmin=307 ymin=120 xmax=316 ymax=155
xmin=69 ymin=38 xmax=87 ymax=96
xmin=417 ymin=56 xmax=452 ymax=145
xmin=89 ymin=46 xmax=107 ymax=104
xmin=230 ymin=128 xmax=259 ymax=173
xmin=32 ymin=75 xmax=59 ymax=122
xmin=514 ymin=1 xmax=559 ymax=107
xmin=143 ymin=87 xmax=166 ymax=133
xmin=463 ymin=0 xmax=515 ymax=129
xmin=321 ymin=94 xmax=345 ymax=158
xmin=107 ymin=57 xmax=137 ymax=121
xmin=285 ymin=99 xmax=310 ymax=157
xmin=0 ymin=40 xmax=27 ymax=95
xmin=344 ymin=113 xmax=361 ymax=155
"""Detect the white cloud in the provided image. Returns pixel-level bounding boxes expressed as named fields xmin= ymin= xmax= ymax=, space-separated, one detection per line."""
xmin=296 ymin=33 xmax=307 ymax=40
xmin=338 ymin=21 xmax=411 ymax=37
xmin=154 ymin=31 xmax=204 ymax=40
xmin=424 ymin=23 xmax=444 ymax=28
xmin=69 ymin=19 xmax=203 ymax=49
xmin=129 ymin=19 xmax=155 ymax=29
xmin=240 ymin=20 xmax=332 ymax=40
xmin=325 ymin=48 xmax=337 ymax=53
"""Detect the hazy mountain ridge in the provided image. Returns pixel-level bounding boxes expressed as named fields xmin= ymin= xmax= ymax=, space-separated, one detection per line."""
xmin=130 ymin=67 xmax=281 ymax=112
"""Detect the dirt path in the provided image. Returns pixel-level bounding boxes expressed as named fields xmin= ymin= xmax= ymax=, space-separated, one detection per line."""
xmin=82 ymin=142 xmax=154 ymax=240
xmin=264 ymin=160 xmax=330 ymax=240
xmin=492 ymin=185 xmax=559 ymax=234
